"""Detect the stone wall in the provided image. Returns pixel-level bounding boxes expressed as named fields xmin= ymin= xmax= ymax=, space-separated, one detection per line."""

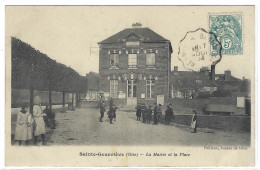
xmin=173 ymin=114 xmax=251 ymax=132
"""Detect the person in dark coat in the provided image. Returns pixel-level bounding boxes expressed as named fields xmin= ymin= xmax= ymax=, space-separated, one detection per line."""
xmin=99 ymin=102 xmax=106 ymax=122
xmin=165 ymin=104 xmax=174 ymax=125
xmin=43 ymin=104 xmax=56 ymax=129
xmin=135 ymin=103 xmax=142 ymax=121
xmin=191 ymin=109 xmax=198 ymax=133
xmin=43 ymin=105 xmax=50 ymax=127
xmin=146 ymin=106 xmax=153 ymax=124
xmin=157 ymin=104 xmax=163 ymax=123
xmin=108 ymin=104 xmax=117 ymax=124
xmin=109 ymin=97 xmax=113 ymax=109
xmin=141 ymin=103 xmax=147 ymax=123
xmin=153 ymin=103 xmax=158 ymax=125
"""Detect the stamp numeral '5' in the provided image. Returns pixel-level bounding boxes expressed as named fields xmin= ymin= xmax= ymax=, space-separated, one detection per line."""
xmin=209 ymin=14 xmax=243 ymax=55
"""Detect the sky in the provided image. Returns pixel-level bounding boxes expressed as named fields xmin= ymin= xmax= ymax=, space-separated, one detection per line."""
xmin=6 ymin=6 xmax=254 ymax=79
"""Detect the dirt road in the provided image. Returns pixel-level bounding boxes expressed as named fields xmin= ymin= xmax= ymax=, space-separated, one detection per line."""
xmin=47 ymin=107 xmax=250 ymax=146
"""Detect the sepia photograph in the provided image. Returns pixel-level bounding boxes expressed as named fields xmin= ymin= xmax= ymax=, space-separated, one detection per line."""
xmin=5 ymin=5 xmax=255 ymax=167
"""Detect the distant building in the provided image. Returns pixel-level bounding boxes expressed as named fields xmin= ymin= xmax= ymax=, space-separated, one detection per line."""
xmin=170 ymin=66 xmax=216 ymax=99
xmin=98 ymin=23 xmax=173 ymax=106
xmin=170 ymin=66 xmax=248 ymax=99
xmin=85 ymin=72 xmax=99 ymax=101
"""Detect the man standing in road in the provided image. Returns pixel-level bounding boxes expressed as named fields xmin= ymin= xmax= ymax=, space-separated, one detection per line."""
xmin=146 ymin=106 xmax=153 ymax=124
xmin=157 ymin=104 xmax=163 ymax=124
xmin=153 ymin=103 xmax=158 ymax=125
xmin=141 ymin=103 xmax=147 ymax=123
xmin=135 ymin=103 xmax=142 ymax=121
xmin=99 ymin=102 xmax=106 ymax=122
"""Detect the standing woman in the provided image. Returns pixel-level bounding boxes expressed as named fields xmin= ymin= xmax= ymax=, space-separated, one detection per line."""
xmin=33 ymin=96 xmax=47 ymax=145
xmin=191 ymin=109 xmax=198 ymax=133
xmin=165 ymin=104 xmax=174 ymax=125
xmin=27 ymin=109 xmax=34 ymax=143
xmin=14 ymin=103 xmax=30 ymax=145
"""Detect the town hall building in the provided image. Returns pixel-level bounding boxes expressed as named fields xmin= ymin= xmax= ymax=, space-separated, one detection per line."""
xmin=98 ymin=23 xmax=173 ymax=107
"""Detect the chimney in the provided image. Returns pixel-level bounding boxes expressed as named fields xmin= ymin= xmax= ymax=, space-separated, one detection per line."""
xmin=174 ymin=66 xmax=178 ymax=72
xmin=200 ymin=67 xmax=210 ymax=76
xmin=210 ymin=65 xmax=215 ymax=81
xmin=224 ymin=70 xmax=231 ymax=81
xmin=132 ymin=22 xmax=142 ymax=28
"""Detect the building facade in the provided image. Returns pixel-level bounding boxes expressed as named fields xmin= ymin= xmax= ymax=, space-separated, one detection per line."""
xmin=98 ymin=24 xmax=172 ymax=107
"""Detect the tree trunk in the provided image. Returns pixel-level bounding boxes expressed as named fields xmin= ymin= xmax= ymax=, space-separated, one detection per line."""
xmin=29 ymin=87 xmax=34 ymax=114
xmin=49 ymin=89 xmax=52 ymax=111
xmin=75 ymin=93 xmax=78 ymax=108
xmin=72 ymin=93 xmax=74 ymax=110
xmin=77 ymin=93 xmax=81 ymax=108
xmin=62 ymin=91 xmax=65 ymax=108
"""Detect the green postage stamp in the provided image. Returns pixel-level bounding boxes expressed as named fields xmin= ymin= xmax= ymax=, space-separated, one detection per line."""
xmin=209 ymin=14 xmax=243 ymax=55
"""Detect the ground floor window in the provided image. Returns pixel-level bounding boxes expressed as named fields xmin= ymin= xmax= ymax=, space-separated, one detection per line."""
xmin=110 ymin=80 xmax=118 ymax=98
xmin=127 ymin=80 xmax=137 ymax=97
xmin=146 ymin=80 xmax=155 ymax=98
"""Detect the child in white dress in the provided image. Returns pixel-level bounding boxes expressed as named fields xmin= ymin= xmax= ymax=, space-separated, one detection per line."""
xmin=14 ymin=103 xmax=30 ymax=145
xmin=33 ymin=96 xmax=47 ymax=145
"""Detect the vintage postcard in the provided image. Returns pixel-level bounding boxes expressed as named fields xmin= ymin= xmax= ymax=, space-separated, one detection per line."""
xmin=5 ymin=6 xmax=255 ymax=167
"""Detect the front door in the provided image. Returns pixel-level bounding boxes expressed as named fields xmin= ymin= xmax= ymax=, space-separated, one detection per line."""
xmin=127 ymin=80 xmax=137 ymax=106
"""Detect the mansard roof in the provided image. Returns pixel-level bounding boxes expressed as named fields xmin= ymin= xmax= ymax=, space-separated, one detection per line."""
xmin=99 ymin=27 xmax=171 ymax=44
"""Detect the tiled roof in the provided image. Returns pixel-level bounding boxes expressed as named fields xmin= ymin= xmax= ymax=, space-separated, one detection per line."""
xmin=170 ymin=70 xmax=242 ymax=89
xmin=214 ymin=74 xmax=241 ymax=82
xmin=170 ymin=71 xmax=215 ymax=89
xmin=99 ymin=27 xmax=170 ymax=44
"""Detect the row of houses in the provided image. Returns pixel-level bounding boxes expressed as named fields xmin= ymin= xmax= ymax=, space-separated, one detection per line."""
xmin=170 ymin=66 xmax=250 ymax=99
xmin=86 ymin=23 xmax=250 ymax=107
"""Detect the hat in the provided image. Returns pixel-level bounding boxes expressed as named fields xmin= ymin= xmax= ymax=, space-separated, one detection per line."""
xmin=34 ymin=96 xmax=41 ymax=105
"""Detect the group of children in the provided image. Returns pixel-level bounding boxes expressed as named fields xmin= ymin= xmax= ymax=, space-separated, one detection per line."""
xmin=135 ymin=103 xmax=198 ymax=133
xmin=98 ymin=99 xmax=198 ymax=133
xmin=99 ymin=101 xmax=118 ymax=124
xmin=14 ymin=96 xmax=49 ymax=146
xmin=135 ymin=103 xmax=175 ymax=125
